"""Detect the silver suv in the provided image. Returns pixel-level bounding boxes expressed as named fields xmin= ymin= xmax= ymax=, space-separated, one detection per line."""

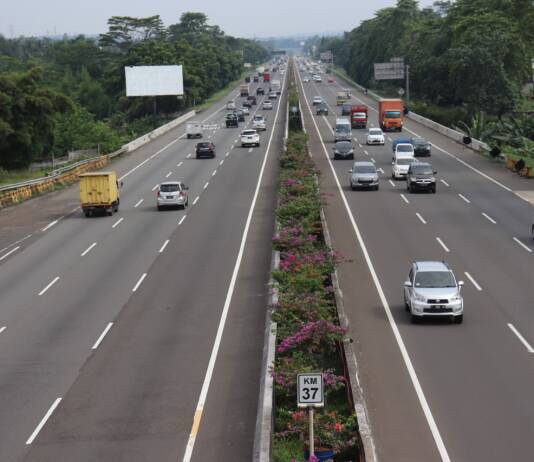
xmin=403 ymin=261 xmax=464 ymax=324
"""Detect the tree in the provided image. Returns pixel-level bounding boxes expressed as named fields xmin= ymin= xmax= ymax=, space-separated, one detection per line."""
xmin=99 ymin=16 xmax=166 ymax=52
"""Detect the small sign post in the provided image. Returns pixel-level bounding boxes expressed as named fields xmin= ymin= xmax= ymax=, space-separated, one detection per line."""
xmin=298 ymin=373 xmax=324 ymax=460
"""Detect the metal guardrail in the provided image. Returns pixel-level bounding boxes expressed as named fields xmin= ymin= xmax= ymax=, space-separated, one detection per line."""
xmin=0 ymin=147 xmax=127 ymax=194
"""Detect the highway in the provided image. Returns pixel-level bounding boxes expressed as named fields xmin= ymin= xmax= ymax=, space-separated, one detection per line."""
xmin=0 ymin=68 xmax=286 ymax=461
xmin=296 ymin=61 xmax=534 ymax=462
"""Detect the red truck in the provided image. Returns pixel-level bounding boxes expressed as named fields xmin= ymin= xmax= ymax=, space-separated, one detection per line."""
xmin=378 ymin=98 xmax=404 ymax=131
xmin=350 ymin=105 xmax=368 ymax=129
xmin=263 ymin=71 xmax=270 ymax=83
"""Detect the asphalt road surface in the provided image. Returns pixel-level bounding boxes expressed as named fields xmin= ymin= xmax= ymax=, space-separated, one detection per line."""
xmin=296 ymin=61 xmax=534 ymax=462
xmin=0 ymin=69 xmax=287 ymax=462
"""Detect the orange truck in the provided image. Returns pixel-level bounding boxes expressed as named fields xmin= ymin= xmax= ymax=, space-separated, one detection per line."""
xmin=378 ymin=98 xmax=404 ymax=131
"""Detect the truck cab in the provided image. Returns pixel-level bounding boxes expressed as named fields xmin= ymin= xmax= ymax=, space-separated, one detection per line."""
xmin=350 ymin=105 xmax=368 ymax=129
xmin=378 ymin=98 xmax=404 ymax=132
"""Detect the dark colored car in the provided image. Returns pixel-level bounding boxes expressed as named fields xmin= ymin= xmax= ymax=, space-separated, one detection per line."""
xmin=245 ymin=76 xmax=251 ymax=83
xmin=253 ymin=75 xmax=259 ymax=82
xmin=196 ymin=142 xmax=216 ymax=158
xmin=341 ymin=103 xmax=352 ymax=116
xmin=333 ymin=140 xmax=354 ymax=160
xmin=225 ymin=113 xmax=238 ymax=128
xmin=242 ymin=100 xmax=252 ymax=108
xmin=235 ymin=110 xmax=245 ymax=122
xmin=406 ymin=162 xmax=436 ymax=193
xmin=256 ymin=87 xmax=265 ymax=95
xmin=247 ymin=95 xmax=257 ymax=105
xmin=411 ymin=137 xmax=431 ymax=156
xmin=316 ymin=104 xmax=329 ymax=116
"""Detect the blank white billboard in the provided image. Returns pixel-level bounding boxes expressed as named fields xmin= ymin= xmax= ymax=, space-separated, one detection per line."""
xmin=125 ymin=65 xmax=184 ymax=97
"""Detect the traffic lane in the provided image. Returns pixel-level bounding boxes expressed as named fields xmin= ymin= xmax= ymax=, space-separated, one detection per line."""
xmin=301 ymin=75 xmax=534 ymax=461
xmin=0 ymin=81 xmax=242 ymax=257
xmin=190 ymin=102 xmax=284 ymax=462
xmin=22 ymin=112 xmax=280 ymax=462
xmin=339 ymin=179 xmax=534 ymax=462
xmin=0 ymin=95 xmax=277 ymax=461
xmin=298 ymin=86 xmax=442 ymax=461
xmin=326 ymin=71 xmax=534 ymax=194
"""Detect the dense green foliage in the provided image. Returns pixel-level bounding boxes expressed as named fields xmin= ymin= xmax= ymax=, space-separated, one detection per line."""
xmin=0 ymin=13 xmax=269 ymax=169
xmin=307 ymin=0 xmax=534 ymax=119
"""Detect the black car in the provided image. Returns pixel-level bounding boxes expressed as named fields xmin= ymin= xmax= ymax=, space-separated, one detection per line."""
xmin=256 ymin=87 xmax=265 ymax=95
xmin=242 ymin=100 xmax=252 ymax=108
xmin=245 ymin=76 xmax=251 ymax=83
xmin=247 ymin=95 xmax=257 ymax=105
xmin=316 ymin=104 xmax=329 ymax=116
xmin=406 ymin=162 xmax=436 ymax=193
xmin=253 ymin=75 xmax=259 ymax=83
xmin=225 ymin=113 xmax=238 ymax=128
xmin=411 ymin=137 xmax=431 ymax=156
xmin=196 ymin=142 xmax=216 ymax=158
xmin=333 ymin=140 xmax=354 ymax=160
xmin=341 ymin=102 xmax=352 ymax=116
xmin=235 ymin=110 xmax=245 ymax=122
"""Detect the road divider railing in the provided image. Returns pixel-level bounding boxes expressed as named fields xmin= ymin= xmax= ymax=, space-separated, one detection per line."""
xmin=0 ymin=110 xmax=197 ymax=209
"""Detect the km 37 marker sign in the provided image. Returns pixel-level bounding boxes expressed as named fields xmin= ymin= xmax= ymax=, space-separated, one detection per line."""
xmin=297 ymin=373 xmax=324 ymax=407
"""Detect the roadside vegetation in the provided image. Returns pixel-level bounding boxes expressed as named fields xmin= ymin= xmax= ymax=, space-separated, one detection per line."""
xmin=307 ymin=0 xmax=534 ymax=165
xmin=272 ymin=84 xmax=361 ymax=461
xmin=0 ymin=13 xmax=269 ymax=171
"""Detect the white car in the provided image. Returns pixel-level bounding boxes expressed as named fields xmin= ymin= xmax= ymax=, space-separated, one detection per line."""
xmin=280 ymin=69 xmax=285 ymax=75
xmin=312 ymin=96 xmax=323 ymax=106
xmin=262 ymin=100 xmax=273 ymax=110
xmin=269 ymin=91 xmax=278 ymax=99
xmin=241 ymin=129 xmax=260 ymax=147
xmin=394 ymin=143 xmax=415 ymax=157
xmin=226 ymin=101 xmax=236 ymax=110
xmin=366 ymin=128 xmax=385 ymax=145
xmin=253 ymin=115 xmax=266 ymax=131
xmin=303 ymin=76 xmax=310 ymax=83
xmin=240 ymin=106 xmax=250 ymax=115
xmin=392 ymin=156 xmax=417 ymax=179
xmin=313 ymin=75 xmax=322 ymax=82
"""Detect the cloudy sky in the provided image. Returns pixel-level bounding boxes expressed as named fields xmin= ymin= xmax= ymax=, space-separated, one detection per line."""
xmin=1 ymin=0 xmax=436 ymax=38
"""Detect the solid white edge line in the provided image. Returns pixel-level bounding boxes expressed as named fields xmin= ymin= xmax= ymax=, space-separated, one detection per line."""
xmin=132 ymin=273 xmax=147 ymax=292
xmin=416 ymin=213 xmax=427 ymax=224
xmin=507 ymin=323 xmax=534 ymax=353
xmin=389 ymin=180 xmax=396 ymax=187
xmin=436 ymin=237 xmax=450 ymax=253
xmin=513 ymin=237 xmax=532 ymax=253
xmin=134 ymin=198 xmax=144 ymax=208
xmin=458 ymin=193 xmax=471 ymax=204
xmin=0 ymin=246 xmax=20 ymax=262
xmin=26 ymin=397 xmax=62 ymax=445
xmin=111 ymin=217 xmax=124 ymax=229
xmin=41 ymin=220 xmax=58 ymax=232
xmin=193 ymin=196 xmax=199 ymax=205
xmin=91 ymin=322 xmax=114 ymax=350
xmin=38 ymin=276 xmax=60 ymax=296
xmin=81 ymin=242 xmax=97 ymax=257
xmin=440 ymin=179 xmax=450 ymax=187
xmin=178 ymin=215 xmax=187 ymax=225
xmin=296 ymin=67 xmax=451 ymax=462
xmin=464 ymin=271 xmax=483 ymax=291
xmin=159 ymin=239 xmax=170 ymax=253
xmin=400 ymin=194 xmax=410 ymax=204
xmin=182 ymin=67 xmax=288 ymax=462
xmin=481 ymin=212 xmax=497 ymax=224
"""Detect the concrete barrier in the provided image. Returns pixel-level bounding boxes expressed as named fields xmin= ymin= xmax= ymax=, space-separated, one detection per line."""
xmin=122 ymin=110 xmax=196 ymax=153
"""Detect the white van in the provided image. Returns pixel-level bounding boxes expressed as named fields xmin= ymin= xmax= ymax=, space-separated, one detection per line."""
xmin=391 ymin=151 xmax=417 ymax=179
xmin=334 ymin=118 xmax=352 ymax=142
xmin=186 ymin=121 xmax=203 ymax=139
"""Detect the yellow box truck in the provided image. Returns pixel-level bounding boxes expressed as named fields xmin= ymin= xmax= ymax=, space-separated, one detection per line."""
xmin=79 ymin=171 xmax=120 ymax=217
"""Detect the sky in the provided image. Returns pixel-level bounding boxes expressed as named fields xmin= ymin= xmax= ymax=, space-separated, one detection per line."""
xmin=1 ymin=0 xmax=437 ymax=39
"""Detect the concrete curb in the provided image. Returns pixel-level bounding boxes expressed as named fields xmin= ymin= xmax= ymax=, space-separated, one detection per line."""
xmin=320 ymin=208 xmax=378 ymax=462
xmin=330 ymin=68 xmax=489 ymax=153
xmin=253 ymin=250 xmax=279 ymax=462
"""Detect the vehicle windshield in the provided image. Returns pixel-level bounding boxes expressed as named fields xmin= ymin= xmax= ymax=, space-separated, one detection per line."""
xmin=336 ymin=124 xmax=351 ymax=133
xmin=242 ymin=131 xmax=256 ymax=136
xmin=198 ymin=143 xmax=211 ymax=148
xmin=397 ymin=158 xmax=415 ymax=165
xmin=414 ymin=271 xmax=456 ymax=288
xmin=160 ymin=184 xmax=180 ymax=192
xmin=412 ymin=138 xmax=427 ymax=146
xmin=353 ymin=113 xmax=366 ymax=118
xmin=385 ymin=111 xmax=401 ymax=118
xmin=335 ymin=142 xmax=352 ymax=151
xmin=412 ymin=165 xmax=433 ymax=175
xmin=354 ymin=165 xmax=376 ymax=174
xmin=369 ymin=129 xmax=382 ymax=136
xmin=396 ymin=145 xmax=413 ymax=152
